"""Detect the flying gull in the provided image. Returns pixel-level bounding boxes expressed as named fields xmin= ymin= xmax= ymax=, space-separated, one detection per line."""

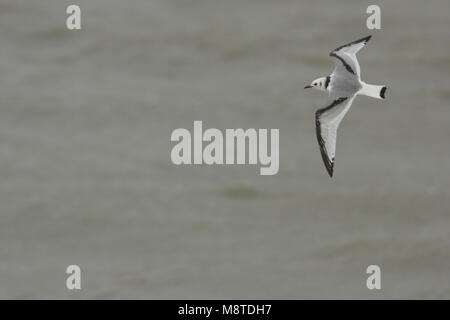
xmin=304 ymin=35 xmax=387 ymax=177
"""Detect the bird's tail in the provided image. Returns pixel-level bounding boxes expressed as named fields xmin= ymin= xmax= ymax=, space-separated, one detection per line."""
xmin=359 ymin=83 xmax=387 ymax=100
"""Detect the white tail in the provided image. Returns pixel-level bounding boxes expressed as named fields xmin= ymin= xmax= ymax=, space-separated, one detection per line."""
xmin=359 ymin=82 xmax=387 ymax=100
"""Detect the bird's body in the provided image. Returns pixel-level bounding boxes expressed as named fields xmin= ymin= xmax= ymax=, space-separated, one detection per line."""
xmin=305 ymin=35 xmax=387 ymax=177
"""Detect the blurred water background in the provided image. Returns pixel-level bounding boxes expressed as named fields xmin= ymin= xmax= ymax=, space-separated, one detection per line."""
xmin=0 ymin=0 xmax=449 ymax=299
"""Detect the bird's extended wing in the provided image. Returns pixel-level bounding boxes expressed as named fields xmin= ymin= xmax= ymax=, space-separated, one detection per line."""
xmin=315 ymin=95 xmax=356 ymax=177
xmin=330 ymin=35 xmax=371 ymax=78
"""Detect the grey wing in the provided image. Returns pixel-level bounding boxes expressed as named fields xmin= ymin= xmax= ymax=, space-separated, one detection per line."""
xmin=330 ymin=35 xmax=371 ymax=78
xmin=315 ymin=94 xmax=356 ymax=177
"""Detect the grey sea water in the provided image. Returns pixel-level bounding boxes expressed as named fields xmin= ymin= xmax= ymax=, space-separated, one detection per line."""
xmin=0 ymin=0 xmax=450 ymax=299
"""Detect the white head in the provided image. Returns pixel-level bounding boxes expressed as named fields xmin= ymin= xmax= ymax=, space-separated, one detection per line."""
xmin=304 ymin=77 xmax=327 ymax=91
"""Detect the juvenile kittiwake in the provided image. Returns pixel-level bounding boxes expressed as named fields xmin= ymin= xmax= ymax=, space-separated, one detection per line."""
xmin=304 ymin=35 xmax=387 ymax=177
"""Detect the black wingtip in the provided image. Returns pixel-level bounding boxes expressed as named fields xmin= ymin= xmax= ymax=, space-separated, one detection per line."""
xmin=355 ymin=35 xmax=372 ymax=46
xmin=326 ymin=161 xmax=334 ymax=178
xmin=332 ymin=35 xmax=372 ymax=53
xmin=380 ymin=86 xmax=387 ymax=99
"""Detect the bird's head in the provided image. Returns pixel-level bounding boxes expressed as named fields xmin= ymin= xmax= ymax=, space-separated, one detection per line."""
xmin=304 ymin=77 xmax=327 ymax=91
